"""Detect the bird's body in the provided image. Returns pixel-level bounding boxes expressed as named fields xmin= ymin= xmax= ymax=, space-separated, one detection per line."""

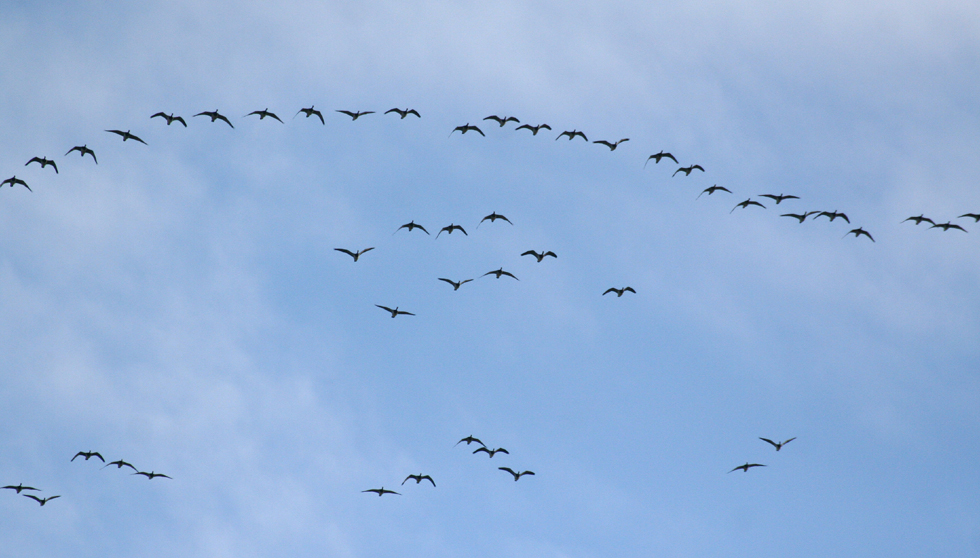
xmin=731 ymin=199 xmax=766 ymax=213
xmin=194 ymin=110 xmax=234 ymax=128
xmin=673 ymin=164 xmax=705 ymax=176
xmin=376 ymin=305 xmax=415 ymax=318
xmin=644 ymin=151 xmax=678 ymax=167
xmin=696 ymin=185 xmax=731 ymax=199
xmin=102 ymin=459 xmax=138 ymax=472
xmin=844 ymin=228 xmax=875 ymax=242
xmin=439 ymin=278 xmax=473 ymax=290
xmin=474 ymin=447 xmax=509 ymax=458
xmin=72 ymin=451 xmax=104 ymax=462
xmin=521 ymin=250 xmax=557 ymax=262
xmin=26 ymin=156 xmax=58 ymax=173
xmin=594 ymin=138 xmax=629 ymax=151
xmin=2 ymin=176 xmax=31 ymax=191
xmin=759 ymin=437 xmax=796 ymax=451
xmin=484 ymin=115 xmax=520 ymax=127
xmin=246 ymin=108 xmax=283 ymax=123
xmin=515 ymin=123 xmax=551 ymax=135
xmin=436 ymin=224 xmax=467 ymax=238
xmin=815 ymin=210 xmax=849 ymax=223
xmin=499 ymin=467 xmax=535 ymax=481
xmin=455 ymin=435 xmax=484 ymax=447
xmin=337 ymin=110 xmax=375 ymax=120
xmin=363 ymin=487 xmax=400 ymax=496
xmin=760 ymin=193 xmax=799 ymax=204
xmin=478 ymin=212 xmax=512 ymax=227
xmin=729 ymin=463 xmax=766 ymax=473
xmin=385 ymin=108 xmax=421 ymax=119
xmin=482 ymin=268 xmax=519 ymax=280
xmin=781 ymin=211 xmax=818 ymax=223
xmin=394 ymin=221 xmax=430 ymax=235
xmin=2 ymin=484 xmax=39 ymax=494
xmin=66 ymin=145 xmax=97 ymax=163
xmin=603 ymin=287 xmax=636 ymax=297
xmin=24 ymin=494 xmax=60 ymax=506
xmin=106 ymin=129 xmax=148 ymax=144
xmin=450 ymin=123 xmax=485 ymax=137
xmin=151 ymin=112 xmax=187 ymax=126
xmin=335 ymin=247 xmax=375 ymax=261
xmin=556 ymin=130 xmax=588 ymax=141
xmin=402 ymin=474 xmax=436 ymax=487
xmin=903 ymin=214 xmax=935 ymax=225
xmin=930 ymin=222 xmax=968 ymax=232
xmin=134 ymin=471 xmax=172 ymax=480
xmin=295 ymin=106 xmax=325 ymax=124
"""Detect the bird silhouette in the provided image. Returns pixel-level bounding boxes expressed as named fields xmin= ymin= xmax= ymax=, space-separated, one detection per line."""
xmin=958 ymin=213 xmax=980 ymax=222
xmin=450 ymin=123 xmax=485 ymax=137
xmin=603 ymin=287 xmax=635 ymax=297
xmin=133 ymin=471 xmax=172 ymax=480
xmin=151 ymin=112 xmax=187 ymax=126
xmin=731 ymin=199 xmax=766 ymax=213
xmin=484 ymin=115 xmax=520 ymax=127
xmin=903 ymin=214 xmax=935 ymax=225
xmin=393 ymin=221 xmax=430 ymax=235
xmin=696 ymin=185 xmax=731 ymax=199
xmin=844 ymin=228 xmax=875 ymax=242
xmin=2 ymin=176 xmax=31 ymax=191
xmin=455 ymin=435 xmax=484 ymax=447
xmin=556 ymin=130 xmax=588 ymax=141
xmin=102 ymin=459 xmax=138 ymax=472
xmin=2 ymin=484 xmax=39 ymax=494
xmin=402 ymin=474 xmax=436 ymax=487
xmin=385 ymin=108 xmax=421 ymax=119
xmin=71 ymin=451 xmax=104 ymax=462
xmin=438 ymin=278 xmax=473 ymax=290
xmin=521 ymin=250 xmax=557 ymax=262
xmin=362 ymin=487 xmax=400 ymax=496
xmin=436 ymin=224 xmax=467 ymax=238
xmin=593 ymin=138 xmax=629 ymax=151
xmin=24 ymin=494 xmax=60 ymax=506
xmin=815 ymin=210 xmax=849 ymax=223
xmin=66 ymin=145 xmax=97 ymax=163
xmin=781 ymin=211 xmax=818 ymax=223
xmin=474 ymin=447 xmax=509 ymax=458
xmin=245 ymin=108 xmax=283 ymax=123
xmin=759 ymin=437 xmax=796 ymax=451
xmin=478 ymin=212 xmax=512 ymax=227
xmin=482 ymin=268 xmax=519 ymax=280
xmin=930 ymin=221 xmax=968 ymax=232
xmin=759 ymin=193 xmax=799 ymax=204
xmin=25 ymin=156 xmax=58 ymax=173
xmin=515 ymin=123 xmax=551 ymax=135
xmin=499 ymin=467 xmax=535 ymax=481
xmin=295 ymin=106 xmax=325 ymax=124
xmin=194 ymin=110 xmax=234 ymax=128
xmin=673 ymin=164 xmax=705 ymax=176
xmin=105 ymin=129 xmax=148 ymax=144
xmin=375 ymin=305 xmax=415 ymax=318
xmin=729 ymin=463 xmax=765 ymax=473
xmin=336 ymin=110 xmax=375 ymax=120
xmin=644 ymin=151 xmax=678 ymax=167
xmin=334 ymin=247 xmax=375 ymax=261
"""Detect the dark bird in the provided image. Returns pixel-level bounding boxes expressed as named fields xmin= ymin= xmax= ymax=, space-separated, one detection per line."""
xmin=450 ymin=123 xmax=485 ymax=137
xmin=394 ymin=220 xmax=430 ymax=235
xmin=759 ymin=437 xmax=796 ymax=451
xmin=376 ymin=305 xmax=415 ymax=318
xmin=336 ymin=110 xmax=374 ymax=120
xmin=484 ymin=115 xmax=520 ymax=127
xmin=71 ymin=451 xmax=104 ymax=462
xmin=556 ymin=129 xmax=588 ymax=141
xmin=499 ymin=467 xmax=535 ymax=481
xmin=363 ymin=487 xmax=400 ymax=496
xmin=521 ymin=250 xmax=557 ymax=262
xmin=644 ymin=151 xmax=678 ymax=167
xmin=696 ymin=185 xmax=731 ymax=199
xmin=781 ymin=211 xmax=819 ymax=223
xmin=26 ymin=156 xmax=58 ymax=173
xmin=474 ymin=447 xmax=509 ymax=458
xmin=815 ymin=210 xmax=849 ymax=223
xmin=2 ymin=484 xmax=39 ymax=494
xmin=105 ymin=129 xmax=148 ymax=144
xmin=295 ymin=106 xmax=325 ymax=124
xmin=930 ymin=221 xmax=968 ymax=232
xmin=593 ymin=138 xmax=629 ymax=151
xmin=455 ymin=435 xmax=484 ymax=447
xmin=439 ymin=278 xmax=473 ymax=291
xmin=482 ymin=268 xmax=519 ymax=280
xmin=843 ymin=228 xmax=875 ymax=242
xmin=515 ymin=123 xmax=551 ymax=135
xmin=958 ymin=213 xmax=980 ymax=222
xmin=731 ymin=199 xmax=766 ymax=213
xmin=673 ymin=164 xmax=705 ymax=176
xmin=385 ymin=108 xmax=421 ymax=119
xmin=436 ymin=223 xmax=467 ymax=238
xmin=102 ymin=459 xmax=138 ymax=472
xmin=66 ymin=145 xmax=98 ymax=163
xmin=902 ymin=214 xmax=935 ymax=226
xmin=133 ymin=471 xmax=172 ymax=480
xmin=194 ymin=110 xmax=235 ymax=128
xmin=759 ymin=193 xmax=800 ymax=204
xmin=729 ymin=463 xmax=766 ymax=473
xmin=150 ymin=112 xmax=187 ymax=126
xmin=334 ymin=247 xmax=375 ymax=261
xmin=245 ymin=108 xmax=283 ymax=123
xmin=2 ymin=176 xmax=31 ymax=191
xmin=402 ymin=474 xmax=436 ymax=487
xmin=603 ymin=287 xmax=636 ymax=297
xmin=478 ymin=212 xmax=513 ymax=227
xmin=24 ymin=494 xmax=60 ymax=506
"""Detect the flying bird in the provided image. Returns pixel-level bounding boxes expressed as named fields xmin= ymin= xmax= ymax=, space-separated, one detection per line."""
xmin=450 ymin=123 xmax=485 ymax=137
xmin=930 ymin=221 xmax=968 ymax=232
xmin=25 ymin=156 xmax=58 ymax=173
xmin=644 ymin=151 xmax=678 ymax=167
xmin=759 ymin=437 xmax=796 ymax=451
xmin=336 ymin=110 xmax=375 ymax=120
xmin=245 ymin=108 xmax=283 ymax=123
xmin=133 ymin=471 xmax=172 ymax=480
xmin=194 ymin=110 xmax=234 ymax=128
xmin=673 ymin=164 xmax=705 ymax=176
xmin=696 ymin=185 xmax=731 ymax=199
xmin=362 ymin=487 xmax=400 ymax=496
xmin=556 ymin=129 xmax=588 ymax=141
xmin=903 ymin=214 xmax=935 ymax=225
xmin=2 ymin=484 xmax=39 ymax=494
xmin=2 ymin=176 xmax=31 ymax=191
xmin=474 ymin=447 xmax=509 ymax=458
xmin=295 ymin=106 xmax=325 ymax=124
xmin=759 ymin=193 xmax=800 ymax=204
xmin=515 ymin=123 xmax=551 ymax=135
xmin=150 ymin=112 xmax=187 ymax=126
xmin=521 ymin=250 xmax=557 ymax=262
xmin=499 ymin=467 xmax=535 ymax=481
xmin=482 ymin=268 xmax=519 ymax=280
xmin=478 ymin=212 xmax=512 ymax=227
xmin=436 ymin=224 xmax=467 ymax=238
xmin=439 ymin=278 xmax=473 ymax=291
xmin=402 ymin=474 xmax=436 ymax=487
xmin=375 ymin=305 xmax=415 ymax=318
xmin=729 ymin=463 xmax=766 ymax=473
xmin=455 ymin=435 xmax=484 ymax=447
xmin=23 ymin=494 xmax=60 ymax=506
xmin=102 ymin=459 xmax=138 ymax=472
xmin=66 ymin=145 xmax=97 ymax=163
xmin=394 ymin=220 xmax=429 ymax=235
xmin=484 ymin=115 xmax=520 ymax=127
xmin=958 ymin=213 xmax=980 ymax=222
xmin=593 ymin=138 xmax=629 ymax=151
xmin=385 ymin=108 xmax=421 ymax=119
xmin=781 ymin=211 xmax=819 ymax=223
xmin=334 ymin=247 xmax=375 ymax=261
xmin=603 ymin=287 xmax=636 ymax=297
xmin=105 ymin=129 xmax=147 ymax=144
xmin=731 ymin=199 xmax=766 ymax=213
xmin=71 ymin=451 xmax=104 ymax=462
xmin=844 ymin=228 xmax=875 ymax=242
xmin=815 ymin=210 xmax=849 ymax=223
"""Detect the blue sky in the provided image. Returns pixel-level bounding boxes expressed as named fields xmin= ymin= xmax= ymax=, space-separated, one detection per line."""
xmin=1 ymin=1 xmax=978 ymax=557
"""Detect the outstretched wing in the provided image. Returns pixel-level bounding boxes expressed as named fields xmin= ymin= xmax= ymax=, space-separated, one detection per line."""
xmin=335 ymin=248 xmax=356 ymax=258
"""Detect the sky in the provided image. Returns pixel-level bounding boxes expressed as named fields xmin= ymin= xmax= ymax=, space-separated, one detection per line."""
xmin=1 ymin=1 xmax=978 ymax=557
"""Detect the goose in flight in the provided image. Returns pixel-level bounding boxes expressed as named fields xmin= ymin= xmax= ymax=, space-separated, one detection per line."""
xmin=133 ymin=471 xmax=172 ymax=480
xmin=644 ymin=151 xmax=678 ymax=167
xmin=673 ymin=164 xmax=705 ymax=176
xmin=436 ymin=224 xmax=467 ymax=238
xmin=521 ymin=250 xmax=557 ymax=262
xmin=450 ymin=123 xmax=484 ymax=137
xmin=815 ymin=210 xmax=849 ymax=223
xmin=105 ymin=129 xmax=148 ymax=144
xmin=499 ymin=467 xmax=535 ymax=481
xmin=478 ymin=212 xmax=512 ymax=227
xmin=2 ymin=176 xmax=31 ymax=191
xmin=515 ymin=123 xmax=551 ymax=135
xmin=295 ymin=106 xmax=325 ymax=124
xmin=26 ymin=156 xmax=58 ymax=173
xmin=556 ymin=129 xmax=588 ymax=141
xmin=484 ymin=115 xmax=520 ymax=127
xmin=593 ymin=138 xmax=629 ymax=151
xmin=474 ymin=447 xmax=509 ymax=458
xmin=385 ymin=108 xmax=420 ymax=119
xmin=759 ymin=193 xmax=799 ymax=204
xmin=194 ymin=110 xmax=234 ymax=128
xmin=930 ymin=221 xmax=968 ymax=232
xmin=363 ymin=487 xmax=400 ymax=496
xmin=334 ymin=247 xmax=375 ymax=261
xmin=246 ymin=108 xmax=283 ymax=123
xmin=603 ymin=287 xmax=635 ymax=297
xmin=958 ymin=213 xmax=980 ymax=222
xmin=482 ymin=268 xmax=519 ymax=280
xmin=151 ymin=112 xmax=187 ymax=126
xmin=402 ymin=474 xmax=436 ymax=487
xmin=843 ymin=228 xmax=875 ymax=242
xmin=24 ymin=494 xmax=60 ymax=506
xmin=759 ymin=437 xmax=796 ymax=451
xmin=439 ymin=278 xmax=473 ymax=291
xmin=455 ymin=435 xmax=484 ymax=447
xmin=696 ymin=185 xmax=731 ymax=199
xmin=102 ymin=459 xmax=138 ymax=472
xmin=729 ymin=463 xmax=765 ymax=473
xmin=376 ymin=305 xmax=415 ymax=318
xmin=66 ymin=145 xmax=97 ymax=163
xmin=731 ymin=199 xmax=766 ymax=213
xmin=2 ymin=484 xmax=39 ymax=494
xmin=336 ymin=110 xmax=374 ymax=120
xmin=781 ymin=211 xmax=819 ymax=223
xmin=394 ymin=220 xmax=430 ymax=235
xmin=903 ymin=214 xmax=935 ymax=225
xmin=72 ymin=451 xmax=104 ymax=462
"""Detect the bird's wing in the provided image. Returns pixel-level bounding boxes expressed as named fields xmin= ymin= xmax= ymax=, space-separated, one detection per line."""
xmin=151 ymin=112 xmax=167 ymax=119
xmin=399 ymin=310 xmax=416 ymax=316
xmin=544 ymin=252 xmax=557 ymax=258
xmin=499 ymin=467 xmax=517 ymax=476
xmin=423 ymin=476 xmax=435 ymax=486
xmin=473 ymin=127 xmax=485 ymax=136
xmin=594 ymin=140 xmax=612 ymax=148
xmin=24 ymin=494 xmax=43 ymax=503
xmin=603 ymin=288 xmax=616 ymax=295
xmin=337 ymin=110 xmax=355 ymax=118
xmin=335 ymin=248 xmax=356 ymax=258
xmin=759 ymin=437 xmax=778 ymax=448
xmin=839 ymin=213 xmax=850 ymax=223
xmin=521 ymin=250 xmax=537 ymax=257
xmin=438 ymin=278 xmax=457 ymax=287
xmin=106 ymin=129 xmax=124 ymax=137
xmin=783 ymin=437 xmax=796 ymax=445
xmin=132 ymin=134 xmax=147 ymax=145
xmin=375 ymin=305 xmax=394 ymax=313
xmin=692 ymin=164 xmax=705 ymax=171
xmin=665 ymin=153 xmax=678 ymax=163
xmin=361 ymin=247 xmax=375 ymax=254
xmin=458 ymin=226 xmax=468 ymax=235
xmin=362 ymin=489 xmax=380 ymax=494
xmin=496 ymin=448 xmax=509 ymax=454
xmin=385 ymin=108 xmax=400 ymax=115
xmin=402 ymin=476 xmax=414 ymax=485
xmin=624 ymin=287 xmax=636 ymax=293
xmin=473 ymin=447 xmax=490 ymax=454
